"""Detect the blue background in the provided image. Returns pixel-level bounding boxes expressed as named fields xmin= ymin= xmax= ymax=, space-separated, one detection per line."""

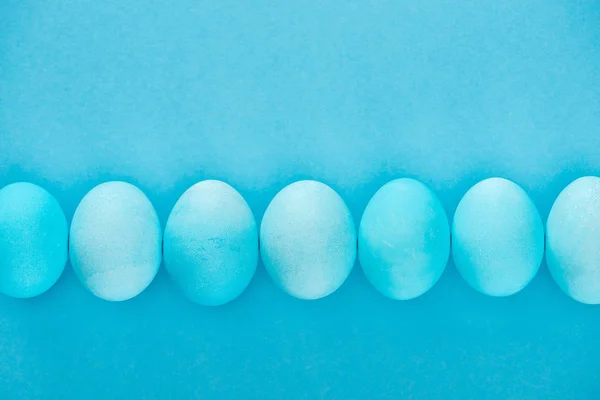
xmin=1 ymin=0 xmax=600 ymax=398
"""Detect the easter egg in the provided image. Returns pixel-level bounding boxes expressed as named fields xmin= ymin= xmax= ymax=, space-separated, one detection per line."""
xmin=260 ymin=180 xmax=356 ymax=300
xmin=70 ymin=181 xmax=162 ymax=301
xmin=164 ymin=180 xmax=258 ymax=306
xmin=0 ymin=182 xmax=68 ymax=298
xmin=546 ymin=176 xmax=600 ymax=304
xmin=452 ymin=177 xmax=544 ymax=296
xmin=359 ymin=178 xmax=450 ymax=300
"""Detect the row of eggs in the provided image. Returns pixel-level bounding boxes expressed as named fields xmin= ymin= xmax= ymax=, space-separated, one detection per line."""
xmin=0 ymin=176 xmax=598 ymax=305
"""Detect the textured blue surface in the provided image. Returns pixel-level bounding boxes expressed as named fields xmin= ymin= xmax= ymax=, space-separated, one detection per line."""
xmin=359 ymin=178 xmax=449 ymax=300
xmin=2 ymin=0 xmax=600 ymax=398
xmin=164 ymin=180 xmax=258 ymax=306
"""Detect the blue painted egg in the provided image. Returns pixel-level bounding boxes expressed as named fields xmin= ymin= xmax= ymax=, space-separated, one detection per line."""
xmin=546 ymin=176 xmax=600 ymax=304
xmin=164 ymin=180 xmax=258 ymax=306
xmin=359 ymin=178 xmax=450 ymax=300
xmin=260 ymin=180 xmax=356 ymax=300
xmin=452 ymin=177 xmax=544 ymax=296
xmin=70 ymin=181 xmax=162 ymax=301
xmin=0 ymin=182 xmax=68 ymax=298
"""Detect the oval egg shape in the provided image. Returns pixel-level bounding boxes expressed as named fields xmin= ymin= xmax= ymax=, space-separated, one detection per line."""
xmin=359 ymin=178 xmax=450 ymax=300
xmin=70 ymin=181 xmax=162 ymax=301
xmin=546 ymin=176 xmax=600 ymax=304
xmin=164 ymin=180 xmax=258 ymax=306
xmin=0 ymin=182 xmax=68 ymax=298
xmin=260 ymin=180 xmax=357 ymax=300
xmin=452 ymin=177 xmax=544 ymax=296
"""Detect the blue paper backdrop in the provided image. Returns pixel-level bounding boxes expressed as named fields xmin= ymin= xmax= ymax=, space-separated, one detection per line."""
xmin=1 ymin=0 xmax=600 ymax=398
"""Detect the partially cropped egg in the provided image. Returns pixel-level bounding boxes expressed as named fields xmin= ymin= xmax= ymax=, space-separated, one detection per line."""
xmin=547 ymin=176 xmax=600 ymax=304
xmin=164 ymin=180 xmax=258 ymax=306
xmin=452 ymin=177 xmax=544 ymax=296
xmin=359 ymin=178 xmax=450 ymax=300
xmin=260 ymin=180 xmax=356 ymax=300
xmin=0 ymin=182 xmax=68 ymax=298
xmin=69 ymin=181 xmax=162 ymax=301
